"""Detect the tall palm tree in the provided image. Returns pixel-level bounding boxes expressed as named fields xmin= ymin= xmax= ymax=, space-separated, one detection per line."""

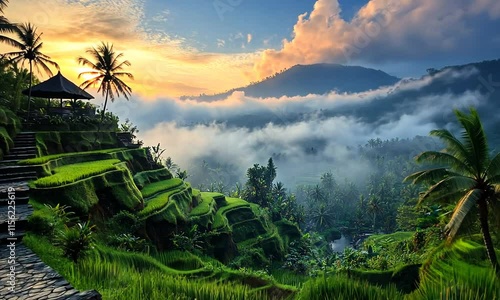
xmin=405 ymin=108 xmax=500 ymax=272
xmin=0 ymin=0 xmax=17 ymax=46
xmin=77 ymin=42 xmax=133 ymax=129
xmin=3 ymin=23 xmax=59 ymax=119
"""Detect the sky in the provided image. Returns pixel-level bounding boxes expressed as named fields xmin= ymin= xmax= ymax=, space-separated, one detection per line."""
xmin=2 ymin=0 xmax=500 ymax=186
xmin=2 ymin=0 xmax=500 ymax=99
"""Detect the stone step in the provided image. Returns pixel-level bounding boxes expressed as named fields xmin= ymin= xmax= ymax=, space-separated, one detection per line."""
xmin=0 ymin=159 xmax=22 ymax=165
xmin=0 ymin=171 xmax=37 ymax=179
xmin=0 ymin=195 xmax=29 ymax=206
xmin=11 ymin=146 xmax=37 ymax=151
xmin=3 ymin=153 xmax=37 ymax=160
xmin=0 ymin=244 xmax=102 ymax=299
xmin=9 ymin=149 xmax=37 ymax=156
xmin=13 ymin=139 xmax=36 ymax=144
xmin=0 ymin=165 xmax=37 ymax=173
xmin=0 ymin=176 xmax=37 ymax=184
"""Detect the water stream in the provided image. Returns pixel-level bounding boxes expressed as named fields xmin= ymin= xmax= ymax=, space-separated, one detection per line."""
xmin=330 ymin=235 xmax=352 ymax=252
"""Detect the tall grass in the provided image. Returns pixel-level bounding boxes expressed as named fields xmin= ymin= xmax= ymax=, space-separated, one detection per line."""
xmin=407 ymin=239 xmax=500 ymax=300
xmin=407 ymin=269 xmax=499 ymax=300
xmin=271 ymin=269 xmax=309 ymax=288
xmin=67 ymin=246 xmax=269 ymax=300
xmin=33 ymin=159 xmax=120 ymax=187
xmin=297 ymin=275 xmax=402 ymax=300
xmin=154 ymin=250 xmax=205 ymax=271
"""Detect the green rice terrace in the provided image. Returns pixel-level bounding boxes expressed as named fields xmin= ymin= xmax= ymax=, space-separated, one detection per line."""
xmin=1 ymin=105 xmax=499 ymax=300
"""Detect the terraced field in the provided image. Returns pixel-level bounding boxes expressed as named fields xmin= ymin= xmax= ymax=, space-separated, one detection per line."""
xmin=32 ymin=159 xmax=122 ymax=187
xmin=138 ymin=179 xmax=190 ymax=220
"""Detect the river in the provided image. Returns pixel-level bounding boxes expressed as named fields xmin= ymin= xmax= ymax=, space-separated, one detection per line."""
xmin=330 ymin=235 xmax=352 ymax=252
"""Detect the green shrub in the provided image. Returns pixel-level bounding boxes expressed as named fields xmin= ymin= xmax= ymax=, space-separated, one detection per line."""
xmin=28 ymin=210 xmax=56 ymax=236
xmin=108 ymin=233 xmax=151 ymax=253
xmin=55 ymin=221 xmax=96 ymax=262
xmin=107 ymin=210 xmax=143 ymax=234
xmin=28 ymin=203 xmax=76 ymax=237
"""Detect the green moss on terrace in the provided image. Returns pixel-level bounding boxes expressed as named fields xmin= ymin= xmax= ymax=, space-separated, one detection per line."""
xmin=189 ymin=192 xmax=218 ymax=228
xmin=31 ymin=167 xmax=143 ymax=215
xmin=133 ymin=168 xmax=173 ymax=189
xmin=27 ymin=147 xmax=149 ymax=216
xmin=138 ymin=180 xmax=192 ymax=225
xmin=32 ymin=159 xmax=122 ymax=187
xmin=140 ymin=178 xmax=184 ymax=199
xmin=20 ymin=148 xmax=149 ymax=177
xmin=213 ymin=197 xmax=251 ymax=230
xmin=35 ymin=131 xmax=122 ymax=156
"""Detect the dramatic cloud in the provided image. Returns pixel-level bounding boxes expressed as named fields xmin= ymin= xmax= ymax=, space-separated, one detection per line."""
xmin=254 ymin=0 xmax=500 ymax=78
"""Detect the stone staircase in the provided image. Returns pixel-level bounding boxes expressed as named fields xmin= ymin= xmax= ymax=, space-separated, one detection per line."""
xmin=0 ymin=132 xmax=101 ymax=299
xmin=2 ymin=132 xmax=37 ymax=164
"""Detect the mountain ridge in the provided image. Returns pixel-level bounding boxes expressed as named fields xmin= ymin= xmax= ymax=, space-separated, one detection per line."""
xmin=181 ymin=63 xmax=401 ymax=101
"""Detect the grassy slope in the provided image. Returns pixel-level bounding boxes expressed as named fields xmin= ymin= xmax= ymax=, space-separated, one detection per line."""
xmin=25 ymin=145 xmax=294 ymax=299
xmin=24 ymin=233 xmax=294 ymax=300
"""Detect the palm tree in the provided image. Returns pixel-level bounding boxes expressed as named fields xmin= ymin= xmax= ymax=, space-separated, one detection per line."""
xmin=405 ymin=108 xmax=500 ymax=272
xmin=77 ymin=42 xmax=133 ymax=129
xmin=309 ymin=203 xmax=335 ymax=231
xmin=3 ymin=23 xmax=59 ymax=119
xmin=0 ymin=0 xmax=17 ymax=46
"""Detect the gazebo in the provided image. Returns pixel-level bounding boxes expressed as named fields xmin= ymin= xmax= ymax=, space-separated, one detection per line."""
xmin=22 ymin=71 xmax=94 ymax=116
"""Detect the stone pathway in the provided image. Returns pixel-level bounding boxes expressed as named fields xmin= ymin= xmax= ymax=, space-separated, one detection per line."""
xmin=0 ymin=132 xmax=101 ymax=299
xmin=0 ymin=245 xmax=100 ymax=299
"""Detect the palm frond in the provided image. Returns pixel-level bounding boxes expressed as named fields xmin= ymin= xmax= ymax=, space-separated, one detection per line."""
xmin=454 ymin=108 xmax=489 ymax=177
xmin=430 ymin=129 xmax=469 ymax=162
xmin=420 ymin=175 xmax=475 ymax=203
xmin=417 ymin=189 xmax=465 ymax=206
xmin=485 ymin=152 xmax=500 ymax=181
xmin=113 ymin=71 xmax=134 ymax=79
xmin=416 ymin=151 xmax=474 ymax=176
xmin=444 ymin=189 xmax=482 ymax=241
xmin=404 ymin=168 xmax=451 ymax=184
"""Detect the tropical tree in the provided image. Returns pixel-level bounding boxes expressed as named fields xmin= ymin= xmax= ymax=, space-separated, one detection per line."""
xmin=405 ymin=108 xmax=500 ymax=272
xmin=0 ymin=0 xmax=17 ymax=46
xmin=3 ymin=23 xmax=59 ymax=118
xmin=77 ymin=42 xmax=133 ymax=128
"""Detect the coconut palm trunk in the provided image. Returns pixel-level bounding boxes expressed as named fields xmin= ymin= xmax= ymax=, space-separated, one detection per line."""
xmin=27 ymin=60 xmax=33 ymax=121
xmin=97 ymin=88 xmax=109 ymax=133
xmin=478 ymin=198 xmax=499 ymax=272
